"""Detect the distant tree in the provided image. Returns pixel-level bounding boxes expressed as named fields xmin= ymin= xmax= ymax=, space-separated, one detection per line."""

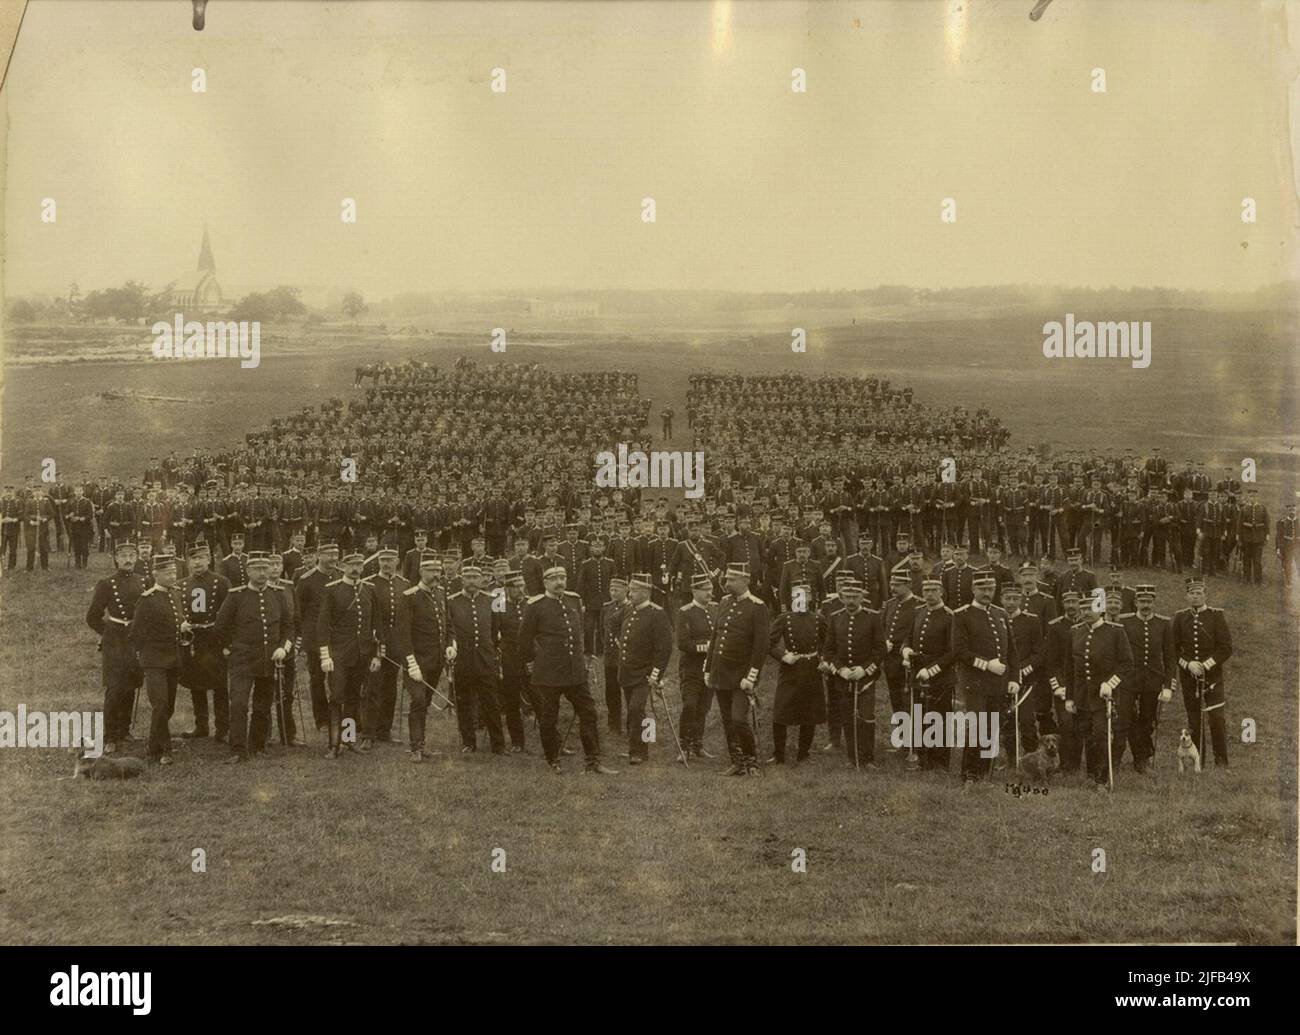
xmin=7 ymin=298 xmax=41 ymax=322
xmin=228 ymin=286 xmax=307 ymax=322
xmin=80 ymin=280 xmax=149 ymax=323
xmin=341 ymin=291 xmax=367 ymax=323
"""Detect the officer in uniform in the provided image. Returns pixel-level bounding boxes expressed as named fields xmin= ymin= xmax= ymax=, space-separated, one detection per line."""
xmin=128 ymin=553 xmax=191 ymax=764
xmin=1236 ymin=488 xmax=1269 ymax=584
xmin=901 ymin=577 xmax=956 ymax=772
xmin=881 ymin=571 xmax=925 ymax=724
xmin=1064 ymin=589 xmax=1133 ymax=788
xmin=66 ymin=485 xmax=96 ymax=568
xmin=1001 ymin=583 xmax=1044 ymax=763
xmin=1277 ymin=501 xmax=1298 ymax=585
xmin=767 ymin=581 xmax=826 ymax=764
xmin=221 ymin=533 xmax=250 ymax=586
xmin=951 ymin=571 xmax=1019 ymax=783
xmin=215 ymin=552 xmax=291 ymax=762
xmin=577 ymin=535 xmax=616 ymax=655
xmin=360 ymin=547 xmax=408 ymax=749
xmin=447 ymin=564 xmax=506 ymax=754
xmin=617 ymin=573 xmax=675 ymax=765
xmin=22 ymin=488 xmax=54 ymax=571
xmin=295 ymin=540 xmax=339 ymax=734
xmin=1173 ymin=577 xmax=1232 ymax=767
xmin=395 ymin=551 xmax=452 ymax=762
xmin=820 ymin=576 xmax=884 ymax=770
xmin=498 ymin=570 xmax=541 ymax=754
xmin=178 ymin=543 xmax=230 ymax=742
xmin=85 ymin=541 xmax=145 ymax=752
xmin=317 ymin=551 xmax=382 ymax=758
xmin=600 ymin=576 xmax=630 ymax=733
xmin=267 ymin=553 xmax=301 ymax=745
xmin=519 ymin=564 xmax=615 ymax=774
xmin=704 ymin=562 xmax=770 ymax=776
xmin=675 ymin=573 xmax=716 ymax=759
xmin=1117 ymin=584 xmax=1176 ymax=773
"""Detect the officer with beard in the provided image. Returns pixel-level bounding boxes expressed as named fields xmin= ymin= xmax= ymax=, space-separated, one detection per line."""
xmin=179 ymin=543 xmax=230 ymax=742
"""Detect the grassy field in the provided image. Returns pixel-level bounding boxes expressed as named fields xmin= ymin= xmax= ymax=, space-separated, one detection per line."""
xmin=1 ymin=311 xmax=1297 ymax=944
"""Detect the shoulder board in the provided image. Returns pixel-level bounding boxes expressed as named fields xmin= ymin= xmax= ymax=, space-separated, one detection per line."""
xmin=649 ymin=602 xmax=663 ymax=610
xmin=527 ymin=594 xmax=544 ymax=604
xmin=1207 ymin=606 xmax=1224 ymax=612
xmin=1105 ymin=620 xmax=1123 ymax=627
xmin=141 ymin=585 xmax=160 ymax=596
xmin=361 ymin=576 xmax=375 ymax=584
xmin=564 ymin=590 xmax=581 ymax=597
xmin=402 ymin=585 xmax=420 ymax=596
xmin=864 ymin=606 xmax=882 ymax=614
xmin=678 ymin=602 xmax=693 ymax=612
xmin=228 ymin=584 xmax=246 ymax=593
xmin=325 ymin=578 xmax=345 ymax=587
xmin=295 ymin=569 xmax=316 ymax=581
xmin=394 ymin=573 xmax=409 ymax=582
xmin=1117 ymin=611 xmax=1136 ymax=619
xmin=1175 ymin=606 xmax=1191 ymax=614
xmin=829 ymin=606 xmax=846 ymax=616
xmin=953 ymin=604 xmax=970 ymax=613
xmin=1047 ymin=614 xmax=1066 ymax=624
xmin=941 ymin=605 xmax=954 ymax=614
xmin=1154 ymin=613 xmax=1170 ymax=621
xmin=743 ymin=591 xmax=765 ymax=604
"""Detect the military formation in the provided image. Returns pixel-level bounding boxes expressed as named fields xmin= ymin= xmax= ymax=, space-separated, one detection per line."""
xmin=69 ymin=363 xmax=1279 ymax=785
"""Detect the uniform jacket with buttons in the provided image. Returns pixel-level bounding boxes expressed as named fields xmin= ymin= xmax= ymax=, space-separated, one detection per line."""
xmin=215 ymin=582 xmax=291 ymax=678
xmin=128 ymin=583 xmax=188 ymax=669
xmin=706 ymin=590 xmax=770 ymax=684
xmin=316 ymin=577 xmax=381 ymax=668
xmin=519 ymin=590 xmax=586 ymax=685
xmin=1118 ymin=611 xmax=1175 ymax=683
xmin=950 ymin=601 xmax=1020 ymax=697
xmin=1067 ymin=617 xmax=1133 ymax=712
xmin=616 ymin=600 xmax=673 ymax=685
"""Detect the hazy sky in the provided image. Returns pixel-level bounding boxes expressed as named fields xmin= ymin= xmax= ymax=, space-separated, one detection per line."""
xmin=3 ymin=0 xmax=1297 ymax=297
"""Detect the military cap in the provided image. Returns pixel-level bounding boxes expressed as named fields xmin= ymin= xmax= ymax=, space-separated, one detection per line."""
xmin=542 ymin=565 xmax=566 ymax=579
xmin=724 ymin=562 xmax=751 ymax=579
xmin=629 ymin=572 xmax=654 ymax=589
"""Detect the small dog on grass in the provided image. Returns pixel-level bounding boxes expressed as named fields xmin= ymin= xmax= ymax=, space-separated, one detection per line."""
xmin=1017 ymin=734 xmax=1060 ymax=786
xmin=71 ymin=748 xmax=146 ymax=780
xmin=1176 ymin=729 xmax=1202 ymax=773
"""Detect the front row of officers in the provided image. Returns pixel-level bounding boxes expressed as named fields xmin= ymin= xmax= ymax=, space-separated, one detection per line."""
xmin=87 ymin=537 xmax=1233 ymax=784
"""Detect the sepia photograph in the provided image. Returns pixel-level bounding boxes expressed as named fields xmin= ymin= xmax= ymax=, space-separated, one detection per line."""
xmin=0 ymin=0 xmax=1296 ymax=1008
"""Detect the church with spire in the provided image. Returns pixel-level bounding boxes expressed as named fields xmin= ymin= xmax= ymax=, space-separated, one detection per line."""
xmin=167 ymin=226 xmax=224 ymax=312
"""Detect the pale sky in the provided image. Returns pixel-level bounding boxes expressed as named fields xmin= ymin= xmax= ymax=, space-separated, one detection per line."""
xmin=3 ymin=0 xmax=1297 ymax=298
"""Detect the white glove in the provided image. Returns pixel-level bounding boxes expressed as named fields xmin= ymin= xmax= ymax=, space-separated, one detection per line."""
xmin=271 ymin=647 xmax=287 ymax=662
xmin=445 ymin=644 xmax=458 ymax=662
xmin=1188 ymin=660 xmax=1205 ymax=677
xmin=1008 ymin=681 xmax=1020 ymax=696
xmin=739 ymin=678 xmax=755 ymax=692
xmin=781 ymin=651 xmax=798 ymax=665
xmin=321 ymin=657 xmax=334 ymax=674
xmin=368 ymin=656 xmax=381 ymax=673
xmin=901 ymin=646 xmax=914 ymax=661
xmin=987 ymin=659 xmax=1007 ymax=677
xmin=1064 ymin=700 xmax=1076 ymax=714
xmin=849 ymin=666 xmax=867 ymax=682
xmin=837 ymin=667 xmax=853 ymax=681
xmin=1158 ymin=687 xmax=1173 ymax=703
xmin=408 ymin=662 xmax=423 ymax=683
xmin=885 ymin=639 xmax=893 ymax=653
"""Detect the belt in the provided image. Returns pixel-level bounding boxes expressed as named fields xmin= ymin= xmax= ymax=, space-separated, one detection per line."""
xmin=106 ymin=615 xmax=130 ymax=626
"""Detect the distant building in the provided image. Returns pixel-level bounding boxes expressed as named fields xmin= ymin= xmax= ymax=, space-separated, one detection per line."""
xmin=167 ymin=226 xmax=224 ymax=313
xmin=527 ymin=298 xmax=598 ymax=318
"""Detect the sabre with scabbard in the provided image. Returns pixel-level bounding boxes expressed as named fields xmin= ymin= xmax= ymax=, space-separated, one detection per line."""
xmin=380 ymin=652 xmax=455 ymax=711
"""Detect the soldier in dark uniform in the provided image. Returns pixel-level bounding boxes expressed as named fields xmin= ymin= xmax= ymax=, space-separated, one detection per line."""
xmin=395 ymin=551 xmax=452 ymax=762
xmin=1173 ymin=577 xmax=1232 ymax=767
xmin=820 ymin=577 xmax=884 ymax=770
xmin=178 ymin=543 xmax=230 ymax=742
xmin=215 ymin=552 xmax=291 ymax=762
xmin=1236 ymin=488 xmax=1269 ymax=585
xmin=778 ymin=541 xmax=821 ymax=613
xmin=360 ymin=547 xmax=408 ymax=749
xmin=127 ymin=553 xmax=191 ymax=764
xmin=1277 ymin=501 xmax=1298 ymax=585
xmin=844 ymin=532 xmax=887 ymax=611
xmin=616 ymin=574 xmax=675 ymax=765
xmin=85 ymin=541 xmax=145 ymax=752
xmin=519 ymin=564 xmax=615 ymax=773
xmin=1064 ymin=590 xmax=1133 ymax=788
xmin=267 ymin=553 xmax=301 ymax=745
xmin=447 ymin=564 xmax=506 ymax=755
xmin=1001 ymin=584 xmax=1043 ymax=764
xmin=1 ymin=485 xmax=21 ymax=570
xmin=1116 ymin=584 xmax=1176 ymax=773
xmin=220 ymin=533 xmax=250 ymax=586
xmin=951 ymin=571 xmax=1019 ymax=783
xmin=66 ymin=485 xmax=96 ymax=569
xmin=1044 ymin=589 xmax=1083 ymax=767
xmin=881 ymin=570 xmax=924 ymax=731
xmin=705 ymin=563 xmax=770 ymax=775
xmin=577 ymin=535 xmax=616 ymax=655
xmin=22 ymin=488 xmax=54 ymax=571
xmin=767 ymin=583 xmax=825 ymax=764
xmin=1056 ymin=548 xmax=1097 ymax=611
xmin=901 ymin=577 xmax=956 ymax=772
xmin=296 ymin=541 xmax=339 ymax=734
xmin=1197 ymin=488 xmax=1226 ymax=577
xmin=675 ymin=574 xmax=716 ymax=759
xmin=497 ymin=570 xmax=541 ymax=754
xmin=317 ymin=551 xmax=382 ymax=758
xmin=600 ymin=576 xmax=630 ymax=732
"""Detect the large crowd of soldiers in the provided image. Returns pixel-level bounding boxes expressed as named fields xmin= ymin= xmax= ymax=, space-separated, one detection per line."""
xmin=68 ymin=362 xmax=1294 ymax=785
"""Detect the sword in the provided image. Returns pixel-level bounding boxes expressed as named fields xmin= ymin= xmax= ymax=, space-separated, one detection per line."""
xmin=380 ymin=653 xmax=454 ymax=710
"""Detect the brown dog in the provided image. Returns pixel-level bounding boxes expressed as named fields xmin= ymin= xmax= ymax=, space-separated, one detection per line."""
xmin=1017 ymin=734 xmax=1060 ymax=786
